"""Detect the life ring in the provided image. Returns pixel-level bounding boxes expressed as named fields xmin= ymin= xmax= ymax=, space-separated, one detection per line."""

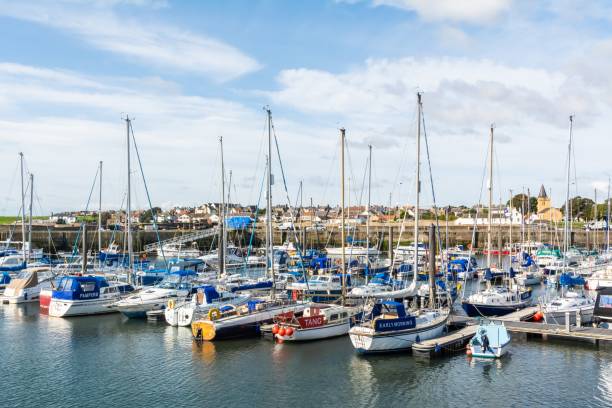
xmin=167 ymin=299 xmax=176 ymax=309
xmin=208 ymin=308 xmax=221 ymax=321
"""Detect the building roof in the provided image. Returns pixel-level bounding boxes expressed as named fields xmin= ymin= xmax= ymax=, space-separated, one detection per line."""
xmin=538 ymin=184 xmax=548 ymax=199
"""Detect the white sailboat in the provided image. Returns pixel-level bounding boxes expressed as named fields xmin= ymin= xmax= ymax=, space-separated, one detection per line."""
xmin=349 ymin=93 xmax=449 ymax=353
xmin=538 ymin=116 xmax=594 ymax=323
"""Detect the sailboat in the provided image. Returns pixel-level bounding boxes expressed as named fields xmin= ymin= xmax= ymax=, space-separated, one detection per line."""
xmin=191 ymin=108 xmax=305 ymax=341
xmin=538 ymin=116 xmax=594 ymax=324
xmin=461 ymin=125 xmax=532 ymax=317
xmin=275 ymin=128 xmax=362 ymax=342
xmin=349 ymin=93 xmax=449 ymax=353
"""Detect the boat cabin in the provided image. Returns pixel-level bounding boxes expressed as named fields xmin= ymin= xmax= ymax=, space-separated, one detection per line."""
xmin=594 ymin=287 xmax=612 ymax=324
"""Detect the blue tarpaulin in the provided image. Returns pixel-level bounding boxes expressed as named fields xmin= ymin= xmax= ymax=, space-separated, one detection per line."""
xmin=225 ymin=216 xmax=253 ymax=230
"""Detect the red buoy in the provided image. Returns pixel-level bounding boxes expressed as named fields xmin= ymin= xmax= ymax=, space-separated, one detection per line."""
xmin=533 ymin=311 xmax=544 ymax=322
xmin=279 ymin=327 xmax=287 ymax=336
xmin=285 ymin=327 xmax=294 ymax=336
xmin=466 ymin=348 xmax=473 ymax=356
xmin=272 ymin=325 xmax=280 ymax=334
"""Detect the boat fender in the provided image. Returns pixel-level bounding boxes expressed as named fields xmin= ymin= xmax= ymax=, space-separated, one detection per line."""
xmin=279 ymin=327 xmax=287 ymax=336
xmin=285 ymin=327 xmax=294 ymax=336
xmin=167 ymin=299 xmax=176 ymax=309
xmin=272 ymin=325 xmax=280 ymax=334
xmin=208 ymin=308 xmax=221 ymax=321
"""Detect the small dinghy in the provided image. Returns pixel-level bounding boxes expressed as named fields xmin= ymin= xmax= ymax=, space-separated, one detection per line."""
xmin=468 ymin=321 xmax=511 ymax=358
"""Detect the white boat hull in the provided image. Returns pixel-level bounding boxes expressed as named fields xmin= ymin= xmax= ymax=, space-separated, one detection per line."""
xmin=49 ymin=297 xmax=119 ymax=317
xmin=349 ymin=317 xmax=447 ymax=353
xmin=470 ymin=340 xmax=510 ymax=358
xmin=277 ymin=320 xmax=350 ymax=341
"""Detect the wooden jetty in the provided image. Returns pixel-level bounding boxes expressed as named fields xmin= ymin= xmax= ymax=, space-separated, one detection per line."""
xmin=412 ymin=306 xmax=612 ymax=357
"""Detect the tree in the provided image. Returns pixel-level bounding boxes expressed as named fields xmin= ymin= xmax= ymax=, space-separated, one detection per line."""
xmin=139 ymin=207 xmax=162 ymax=223
xmin=560 ymin=196 xmax=594 ymax=221
xmin=507 ymin=194 xmax=538 ymax=213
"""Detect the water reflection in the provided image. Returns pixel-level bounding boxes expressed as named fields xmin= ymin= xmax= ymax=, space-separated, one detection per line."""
xmin=192 ymin=340 xmax=217 ymax=364
xmin=1 ymin=302 xmax=41 ymax=320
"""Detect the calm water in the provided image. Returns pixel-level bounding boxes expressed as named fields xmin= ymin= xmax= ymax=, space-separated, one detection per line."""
xmin=1 ymin=300 xmax=611 ymax=408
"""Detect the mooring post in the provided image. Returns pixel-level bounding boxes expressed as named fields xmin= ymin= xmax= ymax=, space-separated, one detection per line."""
xmin=565 ymin=312 xmax=571 ymax=332
xmin=576 ymin=310 xmax=582 ymax=328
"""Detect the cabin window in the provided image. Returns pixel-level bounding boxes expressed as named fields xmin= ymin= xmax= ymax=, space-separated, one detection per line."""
xmin=79 ymin=282 xmax=97 ymax=292
xmin=330 ymin=313 xmax=338 ymax=321
xmin=340 ymin=312 xmax=348 ymax=318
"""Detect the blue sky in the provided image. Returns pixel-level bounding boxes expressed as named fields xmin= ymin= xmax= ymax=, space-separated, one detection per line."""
xmin=0 ymin=0 xmax=611 ymax=214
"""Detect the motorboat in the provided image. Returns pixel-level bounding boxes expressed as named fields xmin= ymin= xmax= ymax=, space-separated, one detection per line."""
xmin=48 ymin=275 xmax=134 ymax=317
xmin=115 ymin=270 xmax=196 ymax=318
xmin=274 ymin=303 xmax=361 ymax=342
xmin=159 ymin=242 xmax=201 ymax=258
xmin=349 ymin=300 xmax=449 ymax=353
xmin=1 ymin=267 xmax=54 ymax=304
xmin=468 ymin=320 xmax=511 ymax=358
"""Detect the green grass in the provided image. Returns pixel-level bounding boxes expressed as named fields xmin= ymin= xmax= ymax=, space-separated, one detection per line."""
xmin=0 ymin=216 xmax=48 ymax=224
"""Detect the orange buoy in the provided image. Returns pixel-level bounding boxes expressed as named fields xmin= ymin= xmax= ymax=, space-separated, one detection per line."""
xmin=466 ymin=347 xmax=473 ymax=356
xmin=533 ymin=311 xmax=544 ymax=322
xmin=285 ymin=327 xmax=294 ymax=336
xmin=272 ymin=325 xmax=280 ymax=334
xmin=279 ymin=327 xmax=287 ymax=336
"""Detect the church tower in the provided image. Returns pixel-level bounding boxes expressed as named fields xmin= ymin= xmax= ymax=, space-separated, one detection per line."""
xmin=537 ymin=184 xmax=550 ymax=213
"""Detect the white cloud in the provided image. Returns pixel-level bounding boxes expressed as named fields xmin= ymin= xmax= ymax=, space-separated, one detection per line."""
xmin=372 ymin=0 xmax=512 ymax=23
xmin=0 ymin=1 xmax=260 ymax=81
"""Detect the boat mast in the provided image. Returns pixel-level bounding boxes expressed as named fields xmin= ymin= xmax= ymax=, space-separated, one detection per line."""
xmin=28 ymin=173 xmax=33 ymax=261
xmin=266 ymin=108 xmax=276 ymax=299
xmin=607 ymin=177 xmax=611 ymax=253
xmin=498 ymin=194 xmax=502 ymax=267
xmin=527 ymin=188 xmax=531 ymax=246
xmin=19 ymin=152 xmax=26 ymax=262
xmin=413 ymin=93 xmax=422 ymax=284
xmin=340 ymin=128 xmax=347 ymax=305
xmin=218 ymin=136 xmax=225 ymax=277
xmin=509 ymin=189 xmax=513 ymax=264
xmin=564 ymin=116 xmax=573 ymax=268
xmin=594 ymin=188 xmax=598 ymax=250
xmin=98 ymin=161 xmax=103 ymax=260
xmin=125 ymin=116 xmax=133 ymax=284
xmin=226 ymin=170 xmax=232 ymax=273
xmin=366 ymin=144 xmax=372 ymax=283
xmin=487 ymin=125 xmax=494 ymax=269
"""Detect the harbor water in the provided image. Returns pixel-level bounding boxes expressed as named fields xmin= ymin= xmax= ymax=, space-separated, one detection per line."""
xmin=1 ymin=298 xmax=611 ymax=408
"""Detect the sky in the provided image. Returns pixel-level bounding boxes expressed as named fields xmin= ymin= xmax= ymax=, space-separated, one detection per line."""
xmin=0 ymin=0 xmax=611 ymax=215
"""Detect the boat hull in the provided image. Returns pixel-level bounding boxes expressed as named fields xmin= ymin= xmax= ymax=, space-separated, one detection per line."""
xmin=277 ymin=320 xmax=350 ymax=342
xmin=543 ymin=307 xmax=594 ymax=325
xmin=349 ymin=318 xmax=447 ymax=353
xmin=470 ymin=340 xmax=510 ymax=358
xmin=49 ymin=298 xmax=118 ymax=317
xmin=461 ymin=301 xmax=530 ymax=317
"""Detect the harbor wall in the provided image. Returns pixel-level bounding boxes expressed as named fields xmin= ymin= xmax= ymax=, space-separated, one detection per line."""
xmin=0 ymin=224 xmax=607 ymax=254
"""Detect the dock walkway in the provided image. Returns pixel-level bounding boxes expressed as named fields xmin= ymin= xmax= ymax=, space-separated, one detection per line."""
xmin=413 ymin=306 xmax=612 ymax=357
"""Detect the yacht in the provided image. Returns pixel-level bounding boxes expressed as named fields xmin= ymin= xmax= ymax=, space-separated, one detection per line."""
xmin=115 ymin=270 xmax=196 ymax=318
xmin=48 ymin=275 xmax=134 ymax=317
xmin=349 ymin=300 xmax=449 ymax=353
xmin=539 ymin=290 xmax=594 ymax=325
xmin=461 ymin=284 xmax=532 ymax=317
